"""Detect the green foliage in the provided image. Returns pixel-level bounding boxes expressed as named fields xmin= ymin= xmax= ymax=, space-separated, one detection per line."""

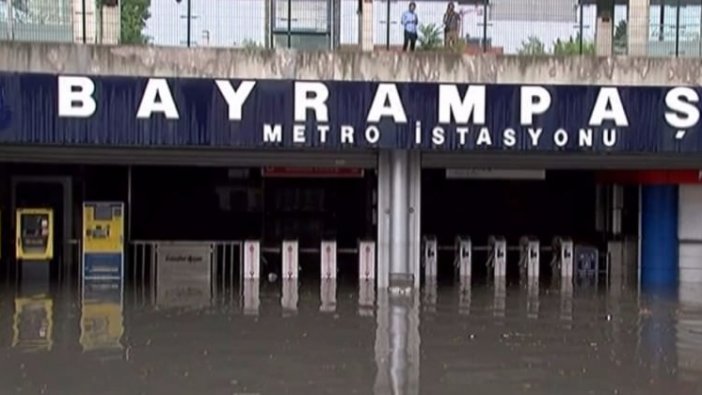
xmin=518 ymin=34 xmax=595 ymax=56
xmin=517 ymin=36 xmax=546 ymax=55
xmin=553 ymin=34 xmax=595 ymax=55
xmin=614 ymin=20 xmax=627 ymax=54
xmin=418 ymin=23 xmax=442 ymax=51
xmin=241 ymin=39 xmax=263 ymax=49
xmin=120 ymin=0 xmax=151 ymax=45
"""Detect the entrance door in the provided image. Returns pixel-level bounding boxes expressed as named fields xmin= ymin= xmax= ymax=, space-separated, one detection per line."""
xmin=10 ymin=177 xmax=74 ymax=282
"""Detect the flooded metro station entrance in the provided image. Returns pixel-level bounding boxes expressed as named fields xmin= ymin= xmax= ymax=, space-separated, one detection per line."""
xmin=0 ymin=160 xmax=643 ymax=292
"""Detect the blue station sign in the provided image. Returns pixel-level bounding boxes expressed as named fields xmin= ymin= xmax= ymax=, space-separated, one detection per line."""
xmin=0 ymin=72 xmax=700 ymax=153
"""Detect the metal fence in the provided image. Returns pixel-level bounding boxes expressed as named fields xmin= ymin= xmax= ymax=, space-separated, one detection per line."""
xmin=0 ymin=0 xmax=701 ymax=57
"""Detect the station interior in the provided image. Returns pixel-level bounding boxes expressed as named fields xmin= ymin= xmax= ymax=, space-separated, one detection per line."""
xmin=0 ymin=162 xmax=640 ymax=288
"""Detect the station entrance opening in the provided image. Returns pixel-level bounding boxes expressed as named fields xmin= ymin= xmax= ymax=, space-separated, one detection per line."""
xmin=421 ymin=168 xmax=640 ymax=286
xmin=0 ymin=159 xmax=644 ymax=294
xmin=130 ymin=165 xmax=375 ymax=283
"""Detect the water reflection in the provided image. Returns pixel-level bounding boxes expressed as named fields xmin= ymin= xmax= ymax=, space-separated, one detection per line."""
xmin=12 ymin=295 xmax=53 ymax=352
xmin=79 ymin=279 xmax=124 ymax=355
xmin=243 ymin=279 xmax=260 ymax=316
xmin=374 ymin=291 xmax=420 ymax=395
xmin=0 ymin=278 xmax=700 ymax=394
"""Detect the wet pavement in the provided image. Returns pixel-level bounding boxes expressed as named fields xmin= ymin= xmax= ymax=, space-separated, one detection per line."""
xmin=1 ymin=278 xmax=702 ymax=395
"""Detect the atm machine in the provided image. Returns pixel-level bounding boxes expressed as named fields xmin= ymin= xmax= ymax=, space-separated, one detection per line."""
xmin=15 ymin=208 xmax=54 ymax=292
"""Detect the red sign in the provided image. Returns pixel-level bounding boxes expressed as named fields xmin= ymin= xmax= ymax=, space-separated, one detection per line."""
xmin=596 ymin=170 xmax=702 ymax=185
xmin=262 ymin=167 xmax=364 ymax=178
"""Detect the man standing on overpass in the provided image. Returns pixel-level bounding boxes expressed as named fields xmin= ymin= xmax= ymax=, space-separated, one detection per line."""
xmin=401 ymin=2 xmax=419 ymax=51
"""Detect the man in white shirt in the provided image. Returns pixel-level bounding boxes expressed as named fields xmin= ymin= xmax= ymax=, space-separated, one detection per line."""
xmin=401 ymin=2 xmax=418 ymax=51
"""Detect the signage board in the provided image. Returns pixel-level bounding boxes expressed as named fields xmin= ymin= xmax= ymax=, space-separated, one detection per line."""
xmin=155 ymin=242 xmax=212 ymax=308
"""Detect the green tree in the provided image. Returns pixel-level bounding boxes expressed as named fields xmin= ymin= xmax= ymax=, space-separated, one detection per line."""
xmin=517 ymin=36 xmax=546 ymax=55
xmin=418 ymin=23 xmax=442 ymax=51
xmin=614 ymin=20 xmax=627 ymax=54
xmin=553 ymin=34 xmax=595 ymax=55
xmin=120 ymin=0 xmax=151 ymax=44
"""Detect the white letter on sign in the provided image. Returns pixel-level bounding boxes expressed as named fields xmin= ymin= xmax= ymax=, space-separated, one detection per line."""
xmin=438 ymin=84 xmax=486 ymax=124
xmin=520 ymin=86 xmax=551 ymax=125
xmin=294 ymin=82 xmax=329 ymax=122
xmin=589 ymin=87 xmax=628 ymax=127
xmin=665 ymin=87 xmax=700 ymax=129
xmin=137 ymin=78 xmax=179 ymax=120
xmin=367 ymin=84 xmax=407 ymax=123
xmin=58 ymin=76 xmax=96 ymax=118
xmin=216 ymin=80 xmax=255 ymax=121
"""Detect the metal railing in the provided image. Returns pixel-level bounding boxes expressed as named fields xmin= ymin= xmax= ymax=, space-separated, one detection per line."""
xmin=0 ymin=0 xmax=700 ymax=58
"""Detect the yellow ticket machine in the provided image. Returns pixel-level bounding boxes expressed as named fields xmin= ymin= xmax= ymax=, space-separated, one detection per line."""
xmin=82 ymin=202 xmax=124 ymax=281
xmin=15 ymin=208 xmax=54 ymax=261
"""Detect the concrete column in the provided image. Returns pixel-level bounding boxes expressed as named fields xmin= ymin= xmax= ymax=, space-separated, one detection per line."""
xmin=628 ymin=0 xmax=650 ymax=56
xmin=72 ymin=0 xmax=97 ymax=43
xmin=390 ymin=150 xmax=410 ymax=287
xmin=407 ymin=151 xmax=422 ymax=288
xmin=101 ymin=4 xmax=121 ymax=45
xmin=378 ymin=150 xmax=419 ymax=290
xmin=360 ymin=0 xmax=374 ymax=51
xmin=640 ymin=185 xmax=678 ymax=290
xmin=595 ymin=1 xmax=614 ymax=56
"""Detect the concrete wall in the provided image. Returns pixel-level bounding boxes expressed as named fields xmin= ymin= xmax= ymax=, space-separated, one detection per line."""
xmin=2 ymin=41 xmax=702 ymax=86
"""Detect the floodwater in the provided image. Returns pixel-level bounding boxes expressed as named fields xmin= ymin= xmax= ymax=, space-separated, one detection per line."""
xmin=1 ymin=277 xmax=702 ymax=395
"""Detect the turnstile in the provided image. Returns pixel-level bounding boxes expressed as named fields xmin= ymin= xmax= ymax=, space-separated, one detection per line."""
xmin=455 ymin=236 xmax=472 ymax=280
xmin=320 ymin=240 xmax=337 ymax=279
xmin=423 ymin=236 xmax=438 ymax=279
xmin=551 ymin=237 xmax=574 ymax=280
xmin=281 ymin=240 xmax=299 ymax=279
xmin=486 ymin=236 xmax=507 ymax=277
xmin=518 ymin=236 xmax=540 ymax=280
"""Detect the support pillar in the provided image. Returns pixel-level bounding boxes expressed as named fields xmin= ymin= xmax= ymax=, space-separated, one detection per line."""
xmin=101 ymin=3 xmax=121 ymax=45
xmin=360 ymin=0 xmax=374 ymax=51
xmin=595 ymin=0 xmax=614 ymax=56
xmin=378 ymin=150 xmax=421 ymax=290
xmin=628 ymin=0 xmax=650 ymax=56
xmin=640 ymin=185 xmax=678 ymax=290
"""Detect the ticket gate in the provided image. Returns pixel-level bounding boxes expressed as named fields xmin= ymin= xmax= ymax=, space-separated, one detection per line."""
xmin=486 ymin=236 xmax=507 ymax=278
xmin=82 ymin=202 xmax=124 ymax=281
xmin=243 ymin=240 xmax=261 ymax=279
xmin=550 ymin=237 xmax=574 ymax=280
xmin=518 ymin=236 xmax=540 ymax=280
xmin=358 ymin=240 xmax=375 ymax=281
xmin=282 ymin=240 xmax=299 ymax=279
xmin=423 ymin=236 xmax=438 ymax=279
xmin=455 ymin=236 xmax=472 ymax=280
xmin=320 ymin=240 xmax=337 ymax=279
